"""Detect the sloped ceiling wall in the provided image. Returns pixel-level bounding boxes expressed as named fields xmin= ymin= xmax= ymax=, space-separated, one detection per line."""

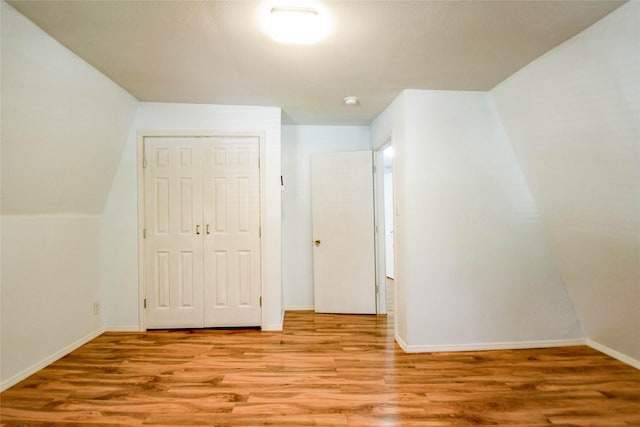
xmin=385 ymin=90 xmax=583 ymax=350
xmin=1 ymin=1 xmax=138 ymax=214
xmin=1 ymin=1 xmax=138 ymax=389
xmin=492 ymin=2 xmax=640 ymax=363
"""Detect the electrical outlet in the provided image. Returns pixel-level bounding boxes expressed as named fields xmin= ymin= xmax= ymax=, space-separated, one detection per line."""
xmin=93 ymin=301 xmax=101 ymax=315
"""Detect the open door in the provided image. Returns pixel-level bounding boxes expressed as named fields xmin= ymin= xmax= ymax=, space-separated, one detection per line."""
xmin=311 ymin=151 xmax=376 ymax=314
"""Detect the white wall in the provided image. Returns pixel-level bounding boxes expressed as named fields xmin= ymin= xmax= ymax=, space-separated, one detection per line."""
xmin=281 ymin=125 xmax=370 ymax=309
xmin=1 ymin=216 xmax=104 ymax=387
xmin=372 ymin=89 xmax=583 ymax=351
xmin=1 ymin=1 xmax=138 ymax=389
xmin=1 ymin=3 xmax=138 ymax=215
xmin=492 ymin=2 xmax=640 ymax=365
xmin=102 ymin=103 xmax=283 ymax=331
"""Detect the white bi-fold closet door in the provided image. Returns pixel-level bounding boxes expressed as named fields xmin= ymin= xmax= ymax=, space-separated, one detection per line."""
xmin=144 ymin=136 xmax=261 ymax=329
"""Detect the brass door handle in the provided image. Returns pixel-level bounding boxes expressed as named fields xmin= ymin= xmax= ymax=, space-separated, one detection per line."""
xmin=196 ymin=225 xmax=200 ymax=235
xmin=314 ymin=239 xmax=321 ymax=247
xmin=206 ymin=224 xmax=211 ymax=235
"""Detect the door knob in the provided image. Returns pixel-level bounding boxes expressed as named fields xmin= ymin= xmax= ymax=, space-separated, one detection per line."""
xmin=314 ymin=239 xmax=321 ymax=247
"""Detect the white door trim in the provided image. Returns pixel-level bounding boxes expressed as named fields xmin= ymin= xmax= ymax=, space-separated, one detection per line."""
xmin=373 ymin=138 xmax=394 ymax=315
xmin=137 ymin=131 xmax=267 ymax=330
xmin=373 ymin=149 xmax=386 ymax=315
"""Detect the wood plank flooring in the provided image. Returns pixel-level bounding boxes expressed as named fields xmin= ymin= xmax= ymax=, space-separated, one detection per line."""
xmin=2 ymin=311 xmax=639 ymax=426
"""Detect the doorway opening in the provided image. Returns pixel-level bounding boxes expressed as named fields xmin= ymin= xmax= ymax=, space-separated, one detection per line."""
xmin=374 ymin=141 xmax=394 ymax=315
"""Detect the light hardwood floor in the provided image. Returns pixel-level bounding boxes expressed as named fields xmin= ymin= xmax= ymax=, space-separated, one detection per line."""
xmin=1 ymin=311 xmax=639 ymax=426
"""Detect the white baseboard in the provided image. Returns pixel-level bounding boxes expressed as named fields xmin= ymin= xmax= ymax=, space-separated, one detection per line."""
xmin=284 ymin=305 xmax=315 ymax=311
xmin=395 ymin=334 xmax=585 ymax=354
xmin=587 ymin=339 xmax=640 ymax=369
xmin=106 ymin=326 xmax=142 ymax=332
xmin=1 ymin=326 xmax=106 ymax=392
xmin=395 ymin=332 xmax=410 ymax=352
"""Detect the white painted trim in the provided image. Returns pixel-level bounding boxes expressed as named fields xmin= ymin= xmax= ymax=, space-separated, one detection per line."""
xmin=374 ymin=138 xmax=394 ymax=318
xmin=262 ymin=310 xmax=284 ymax=331
xmin=0 ymin=327 xmax=106 ymax=392
xmin=257 ymin=132 xmax=268 ymax=331
xmin=396 ymin=337 xmax=585 ymax=354
xmin=285 ymin=305 xmax=315 ymax=311
xmin=106 ymin=326 xmax=142 ymax=332
xmin=137 ymin=132 xmax=146 ymax=331
xmin=587 ymin=339 xmax=640 ymax=369
xmin=395 ymin=332 xmax=410 ymax=352
xmin=373 ymin=149 xmax=387 ymax=315
xmin=373 ymin=131 xmax=393 ymax=151
xmin=137 ymin=131 xmax=267 ymax=331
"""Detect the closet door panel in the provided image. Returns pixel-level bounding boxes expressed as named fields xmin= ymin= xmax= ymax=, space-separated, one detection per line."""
xmin=203 ymin=136 xmax=262 ymax=327
xmin=144 ymin=137 xmax=204 ymax=328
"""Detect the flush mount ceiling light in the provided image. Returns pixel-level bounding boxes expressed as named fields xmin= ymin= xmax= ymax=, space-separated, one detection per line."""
xmin=344 ymin=96 xmax=359 ymax=106
xmin=265 ymin=3 xmax=330 ymax=44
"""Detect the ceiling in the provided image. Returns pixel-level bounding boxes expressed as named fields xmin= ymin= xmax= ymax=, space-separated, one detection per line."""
xmin=7 ymin=0 xmax=625 ymax=125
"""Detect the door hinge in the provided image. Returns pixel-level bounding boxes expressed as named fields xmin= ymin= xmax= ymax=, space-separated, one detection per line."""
xmin=143 ymin=228 xmax=147 ymax=239
xmin=143 ymin=157 xmax=147 ymax=168
xmin=258 ymin=156 xmax=260 ymax=168
xmin=259 ymin=296 xmax=262 ymax=307
xmin=259 ymin=226 xmax=261 ymax=238
xmin=143 ymin=298 xmax=147 ymax=309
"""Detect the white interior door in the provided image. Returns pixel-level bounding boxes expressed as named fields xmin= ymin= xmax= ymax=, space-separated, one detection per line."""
xmin=144 ymin=137 xmax=204 ymax=328
xmin=311 ymin=151 xmax=376 ymax=314
xmin=202 ymin=136 xmax=262 ymax=327
xmin=144 ymin=136 xmax=261 ymax=329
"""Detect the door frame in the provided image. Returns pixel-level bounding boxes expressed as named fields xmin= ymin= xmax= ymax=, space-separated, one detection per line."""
xmin=137 ymin=131 xmax=266 ymax=330
xmin=373 ymin=137 xmax=394 ymax=315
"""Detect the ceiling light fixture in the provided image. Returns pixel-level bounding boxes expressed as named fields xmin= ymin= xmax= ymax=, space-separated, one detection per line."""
xmin=265 ymin=4 xmax=329 ymax=44
xmin=344 ymin=96 xmax=359 ymax=106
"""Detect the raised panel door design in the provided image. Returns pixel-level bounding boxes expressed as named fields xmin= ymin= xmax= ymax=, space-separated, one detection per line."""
xmin=156 ymin=148 xmax=169 ymax=167
xmin=213 ymin=178 xmax=227 ymax=232
xmin=237 ymin=251 xmax=251 ymax=305
xmin=179 ymin=251 xmax=194 ymax=307
xmin=180 ymin=178 xmax=194 ymax=234
xmin=155 ymin=251 xmax=170 ymax=308
xmin=203 ymin=136 xmax=262 ymax=327
xmin=214 ymin=251 xmax=228 ymax=306
xmin=144 ymin=137 xmax=204 ymax=328
xmin=179 ymin=147 xmax=192 ymax=167
xmin=144 ymin=136 xmax=261 ymax=329
xmin=155 ymin=178 xmax=170 ymax=234
xmin=237 ymin=177 xmax=250 ymax=232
